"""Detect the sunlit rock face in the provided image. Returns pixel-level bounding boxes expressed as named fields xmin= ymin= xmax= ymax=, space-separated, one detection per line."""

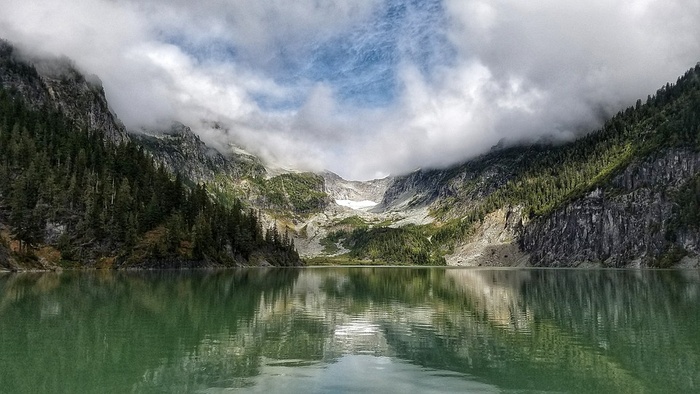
xmin=446 ymin=206 xmax=529 ymax=267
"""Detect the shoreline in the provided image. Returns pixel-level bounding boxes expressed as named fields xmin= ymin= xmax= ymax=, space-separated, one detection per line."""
xmin=3 ymin=264 xmax=700 ymax=274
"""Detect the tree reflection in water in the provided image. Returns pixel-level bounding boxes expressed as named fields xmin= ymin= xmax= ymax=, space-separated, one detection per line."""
xmin=0 ymin=268 xmax=698 ymax=393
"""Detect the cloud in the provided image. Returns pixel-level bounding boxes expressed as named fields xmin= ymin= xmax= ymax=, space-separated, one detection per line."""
xmin=1 ymin=0 xmax=699 ymax=180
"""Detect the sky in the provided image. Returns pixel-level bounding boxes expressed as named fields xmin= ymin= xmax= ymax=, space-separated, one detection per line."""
xmin=1 ymin=0 xmax=699 ymax=180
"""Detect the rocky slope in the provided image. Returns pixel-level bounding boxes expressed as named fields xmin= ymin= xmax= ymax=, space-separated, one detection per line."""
xmin=0 ymin=40 xmax=129 ymax=145
xmin=321 ymin=171 xmax=391 ymax=204
xmin=445 ymin=206 xmax=529 ymax=267
xmin=132 ymin=122 xmax=265 ymax=185
xmin=379 ymin=148 xmax=528 ymax=216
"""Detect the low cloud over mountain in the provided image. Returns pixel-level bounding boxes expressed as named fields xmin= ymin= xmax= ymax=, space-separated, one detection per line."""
xmin=2 ymin=0 xmax=699 ymax=179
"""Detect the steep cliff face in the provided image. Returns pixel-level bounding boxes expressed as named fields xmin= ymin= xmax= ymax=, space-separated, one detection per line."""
xmin=0 ymin=40 xmax=129 ymax=145
xmin=523 ymin=189 xmax=672 ymax=267
xmin=378 ymin=169 xmax=445 ymax=211
xmin=522 ymin=149 xmax=700 ymax=267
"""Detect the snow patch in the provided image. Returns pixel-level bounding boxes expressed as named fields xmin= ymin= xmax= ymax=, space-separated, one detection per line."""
xmin=335 ymin=199 xmax=378 ymax=210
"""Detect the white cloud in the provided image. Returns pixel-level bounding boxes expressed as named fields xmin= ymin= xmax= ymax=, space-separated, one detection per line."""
xmin=1 ymin=0 xmax=699 ymax=180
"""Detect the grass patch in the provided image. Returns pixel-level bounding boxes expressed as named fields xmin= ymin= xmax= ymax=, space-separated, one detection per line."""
xmin=334 ymin=215 xmax=368 ymax=228
xmin=253 ymin=172 xmax=328 ymax=214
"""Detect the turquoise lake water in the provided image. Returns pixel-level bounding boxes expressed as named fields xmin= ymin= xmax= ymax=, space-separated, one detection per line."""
xmin=0 ymin=267 xmax=698 ymax=393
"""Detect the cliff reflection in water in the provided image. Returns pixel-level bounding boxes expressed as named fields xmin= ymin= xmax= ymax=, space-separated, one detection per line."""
xmin=0 ymin=268 xmax=698 ymax=393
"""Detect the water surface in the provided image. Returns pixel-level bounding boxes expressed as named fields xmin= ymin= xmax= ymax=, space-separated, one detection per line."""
xmin=0 ymin=268 xmax=698 ymax=393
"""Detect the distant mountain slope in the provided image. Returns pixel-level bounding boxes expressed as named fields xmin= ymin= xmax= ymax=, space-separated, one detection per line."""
xmin=131 ymin=122 xmax=266 ymax=185
xmin=133 ymin=122 xmax=334 ymax=218
xmin=321 ymin=171 xmax=391 ymax=204
xmin=123 ymin=55 xmax=700 ymax=267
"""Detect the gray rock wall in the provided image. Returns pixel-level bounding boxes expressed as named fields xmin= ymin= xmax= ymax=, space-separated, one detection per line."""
xmin=522 ymin=149 xmax=700 ymax=267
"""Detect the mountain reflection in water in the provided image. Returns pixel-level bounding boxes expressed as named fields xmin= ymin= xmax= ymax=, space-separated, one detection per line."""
xmin=0 ymin=268 xmax=698 ymax=393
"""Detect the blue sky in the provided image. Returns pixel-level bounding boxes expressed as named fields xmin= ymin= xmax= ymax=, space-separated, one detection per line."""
xmin=300 ymin=0 xmax=454 ymax=107
xmin=2 ymin=0 xmax=699 ymax=179
xmin=169 ymin=0 xmax=455 ymax=110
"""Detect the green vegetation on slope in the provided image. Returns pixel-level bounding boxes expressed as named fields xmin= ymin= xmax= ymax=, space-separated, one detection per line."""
xmin=326 ymin=226 xmax=446 ymax=266
xmin=212 ymin=172 xmax=329 ymax=218
xmin=0 ymin=82 xmax=300 ymax=268
xmin=334 ymin=215 xmax=370 ymax=228
xmin=252 ymin=173 xmax=328 ymax=215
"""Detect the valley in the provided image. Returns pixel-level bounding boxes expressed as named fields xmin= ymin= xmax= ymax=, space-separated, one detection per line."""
xmin=2 ymin=39 xmax=700 ymax=269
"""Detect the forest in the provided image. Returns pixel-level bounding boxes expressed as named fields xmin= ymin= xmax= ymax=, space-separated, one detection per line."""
xmin=0 ymin=78 xmax=301 ymax=268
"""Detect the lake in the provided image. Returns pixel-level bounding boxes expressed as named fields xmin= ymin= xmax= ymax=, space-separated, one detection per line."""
xmin=0 ymin=267 xmax=698 ymax=393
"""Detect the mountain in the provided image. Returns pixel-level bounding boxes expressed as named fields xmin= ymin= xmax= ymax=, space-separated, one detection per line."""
xmin=0 ymin=41 xmax=301 ymax=270
xmin=360 ymin=64 xmax=700 ymax=267
xmin=107 ymin=55 xmax=700 ymax=267
xmin=2 ymin=38 xmax=700 ymax=269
